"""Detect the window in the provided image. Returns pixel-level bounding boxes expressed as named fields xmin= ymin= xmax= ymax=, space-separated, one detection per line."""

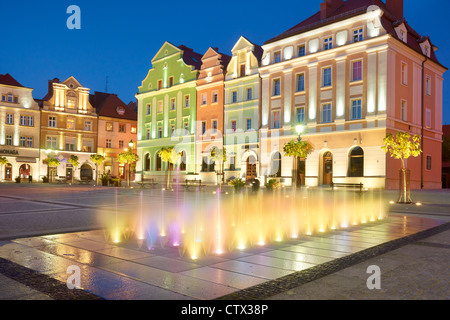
xmin=212 ymin=120 xmax=218 ymax=133
xmin=247 ymin=88 xmax=253 ymax=100
xmin=212 ymin=92 xmax=218 ymax=103
xmin=156 ymin=152 xmax=162 ymax=171
xmin=179 ymin=151 xmax=186 ymax=171
xmin=271 ymin=152 xmax=282 ymax=177
xmin=106 ymin=139 xmax=112 ymax=148
xmin=272 ymin=79 xmax=281 ymax=96
xmin=231 ymin=120 xmax=237 ymax=132
xmin=65 ymin=138 xmax=75 ymax=151
xmin=322 ymin=67 xmax=332 ymax=87
xmin=6 ymin=114 xmax=13 ymax=125
xmin=399 ymin=30 xmax=406 ymax=42
xmin=231 ymin=91 xmax=237 ymax=103
xmin=6 ymin=135 xmax=12 ymax=146
xmin=426 ymin=109 xmax=431 ymax=128
xmin=322 ymin=104 xmax=332 ymax=123
xmin=170 ymin=98 xmax=176 ymax=110
xmin=157 ymin=80 xmax=162 ymax=90
xmin=240 ymin=64 xmax=246 ymax=77
xmin=20 ymin=115 xmax=27 ymax=126
xmin=202 ymin=156 xmax=215 ymax=172
xmin=296 ymin=73 xmax=305 ymax=92
xmin=323 ymin=37 xmax=333 ymax=50
xmin=401 ymin=62 xmax=408 ymax=85
xmin=272 ymin=110 xmax=281 ymax=129
xmin=82 ymin=140 xmax=93 ymax=152
xmin=119 ymin=140 xmax=124 ymax=149
xmin=67 ymin=119 xmax=75 ymax=130
xmin=348 ymin=147 xmax=364 ymax=177
xmin=274 ymin=51 xmax=281 ymax=63
xmin=170 ymin=124 xmax=175 ymax=135
xmin=84 ymin=121 xmax=92 ymax=131
xmin=296 ymin=107 xmax=305 ymax=123
xmin=184 ymin=121 xmax=189 ymax=132
xmin=48 ymin=116 xmax=56 ymax=128
xmin=201 ymin=121 xmax=207 ymax=135
xmin=352 ymin=99 xmax=362 ymax=120
xmin=106 ymin=122 xmax=113 ymax=131
xmin=201 ymin=93 xmax=207 ymax=105
xmin=351 ymin=60 xmax=362 ymax=81
xmin=144 ymin=154 xmax=150 ymax=171
xmin=67 ymin=97 xmax=76 ymax=109
xmin=184 ymin=95 xmax=190 ymax=108
xmin=146 ymin=128 xmax=151 ymax=140
xmin=27 ymin=116 xmax=33 ymax=127
xmin=168 ymin=77 xmax=174 ymax=87
xmin=158 ymin=127 xmax=162 ymax=139
xmin=426 ymin=156 xmax=432 ymax=170
xmin=401 ymin=100 xmax=407 ymax=122
xmin=46 ymin=136 xmax=57 ymax=149
xmin=426 ymin=77 xmax=431 ymax=95
xmin=146 ymin=103 xmax=151 ymax=115
xmin=353 ymin=28 xmax=363 ymax=43
xmin=158 ymin=101 xmax=163 ymax=113
xmin=20 ymin=136 xmax=26 ymax=147
xmin=26 ymin=137 xmax=33 ymax=148
xmin=246 ymin=118 xmax=252 ymax=130
xmin=131 ymin=125 xmax=136 ymax=134
xmin=297 ymin=45 xmax=306 ymax=57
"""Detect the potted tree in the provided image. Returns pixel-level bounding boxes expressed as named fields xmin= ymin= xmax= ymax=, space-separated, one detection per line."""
xmin=68 ymin=155 xmax=80 ymax=184
xmin=43 ymin=157 xmax=60 ymax=183
xmin=382 ymin=131 xmax=422 ymax=204
xmin=158 ymin=147 xmax=180 ymax=190
xmin=90 ymin=154 xmax=105 ymax=186
xmin=0 ymin=156 xmax=7 ymax=182
xmin=283 ymin=125 xmax=314 ymax=188
xmin=117 ymin=149 xmax=139 ymax=187
xmin=210 ymin=147 xmax=227 ymax=191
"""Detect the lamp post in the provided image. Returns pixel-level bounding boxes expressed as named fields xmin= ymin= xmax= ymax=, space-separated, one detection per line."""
xmin=128 ymin=140 xmax=134 ymax=187
xmin=294 ymin=125 xmax=304 ymax=188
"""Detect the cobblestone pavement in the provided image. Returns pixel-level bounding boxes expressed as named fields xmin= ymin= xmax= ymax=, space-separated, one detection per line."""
xmin=0 ymin=184 xmax=449 ymax=302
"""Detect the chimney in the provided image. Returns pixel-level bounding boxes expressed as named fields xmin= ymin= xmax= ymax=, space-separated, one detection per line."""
xmin=386 ymin=0 xmax=404 ymax=19
xmin=320 ymin=0 xmax=344 ymax=20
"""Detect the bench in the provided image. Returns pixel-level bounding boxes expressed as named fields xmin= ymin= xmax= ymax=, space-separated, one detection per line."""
xmin=78 ymin=177 xmax=93 ymax=185
xmin=138 ymin=178 xmax=158 ymax=189
xmin=183 ymin=179 xmax=205 ymax=191
xmin=331 ymin=182 xmax=363 ymax=192
xmin=56 ymin=176 xmax=67 ymax=184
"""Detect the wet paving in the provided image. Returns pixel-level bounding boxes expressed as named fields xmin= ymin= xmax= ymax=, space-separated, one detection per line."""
xmin=0 ymin=214 xmax=445 ymax=300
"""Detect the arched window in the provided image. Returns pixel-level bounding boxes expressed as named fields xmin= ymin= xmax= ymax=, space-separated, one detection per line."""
xmin=348 ymin=147 xmax=364 ymax=177
xmin=156 ymin=152 xmax=162 ymax=171
xmin=270 ymin=152 xmax=282 ymax=177
xmin=144 ymin=154 xmax=150 ymax=171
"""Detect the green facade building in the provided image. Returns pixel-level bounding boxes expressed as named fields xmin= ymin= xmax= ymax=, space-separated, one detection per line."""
xmin=136 ymin=42 xmax=202 ymax=182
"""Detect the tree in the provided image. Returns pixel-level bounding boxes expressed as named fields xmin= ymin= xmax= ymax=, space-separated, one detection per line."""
xmin=159 ymin=147 xmax=180 ymax=189
xmin=210 ymin=147 xmax=227 ymax=189
xmin=117 ymin=150 xmax=139 ymax=187
xmin=68 ymin=155 xmax=79 ymax=184
xmin=43 ymin=157 xmax=61 ymax=182
xmin=90 ymin=154 xmax=105 ymax=186
xmin=0 ymin=157 xmax=7 ymax=182
xmin=382 ymin=131 xmax=422 ymax=203
xmin=283 ymin=134 xmax=314 ymax=187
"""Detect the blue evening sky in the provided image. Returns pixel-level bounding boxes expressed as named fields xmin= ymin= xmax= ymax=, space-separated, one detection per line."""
xmin=1 ymin=0 xmax=449 ymax=123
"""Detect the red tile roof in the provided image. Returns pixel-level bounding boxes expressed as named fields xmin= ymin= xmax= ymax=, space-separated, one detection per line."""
xmin=0 ymin=73 xmax=24 ymax=87
xmin=178 ymin=45 xmax=203 ymax=70
xmin=90 ymin=91 xmax=137 ymax=121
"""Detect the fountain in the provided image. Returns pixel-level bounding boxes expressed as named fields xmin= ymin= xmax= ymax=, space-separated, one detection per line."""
xmin=100 ymin=186 xmax=387 ymax=260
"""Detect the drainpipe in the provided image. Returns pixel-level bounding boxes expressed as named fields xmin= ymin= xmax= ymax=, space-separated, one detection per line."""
xmin=421 ymin=56 xmax=428 ymax=189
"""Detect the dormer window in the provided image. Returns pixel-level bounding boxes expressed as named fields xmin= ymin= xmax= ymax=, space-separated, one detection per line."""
xmin=274 ymin=51 xmax=281 ymax=63
xmin=323 ymin=37 xmax=333 ymax=50
xmin=116 ymin=106 xmax=125 ymax=115
xmin=352 ymin=28 xmax=363 ymax=43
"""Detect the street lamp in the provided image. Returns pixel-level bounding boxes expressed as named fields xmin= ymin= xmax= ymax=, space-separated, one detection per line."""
xmin=127 ymin=140 xmax=134 ymax=187
xmin=295 ymin=125 xmax=304 ymax=140
xmin=294 ymin=125 xmax=304 ymax=188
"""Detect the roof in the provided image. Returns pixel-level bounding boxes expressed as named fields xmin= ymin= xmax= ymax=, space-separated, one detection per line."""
xmin=90 ymin=91 xmax=137 ymax=121
xmin=0 ymin=73 xmax=24 ymax=87
xmin=178 ymin=45 xmax=203 ymax=70
xmin=264 ymin=0 xmax=442 ymax=65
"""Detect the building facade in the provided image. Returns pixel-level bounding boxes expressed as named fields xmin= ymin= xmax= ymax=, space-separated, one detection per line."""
xmin=39 ymin=77 xmax=98 ymax=181
xmin=259 ymin=0 xmax=446 ymax=189
xmin=91 ymin=91 xmax=137 ymax=179
xmin=196 ymin=47 xmax=231 ymax=184
xmin=0 ymin=74 xmax=41 ymax=181
xmin=223 ymin=36 xmax=263 ymax=183
xmin=136 ymin=42 xmax=202 ymax=182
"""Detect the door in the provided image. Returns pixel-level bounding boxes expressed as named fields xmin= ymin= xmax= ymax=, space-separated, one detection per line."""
xmin=4 ymin=163 xmax=12 ymax=181
xmin=66 ymin=167 xmax=73 ymax=181
xmin=322 ymin=152 xmax=333 ymax=185
xmin=246 ymin=155 xmax=257 ymax=182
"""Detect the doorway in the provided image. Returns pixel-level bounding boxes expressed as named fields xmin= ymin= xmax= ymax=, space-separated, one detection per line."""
xmin=19 ymin=164 xmax=31 ymax=179
xmin=322 ymin=151 xmax=333 ymax=185
xmin=246 ymin=155 xmax=257 ymax=182
xmin=80 ymin=163 xmax=93 ymax=180
xmin=4 ymin=163 xmax=12 ymax=181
